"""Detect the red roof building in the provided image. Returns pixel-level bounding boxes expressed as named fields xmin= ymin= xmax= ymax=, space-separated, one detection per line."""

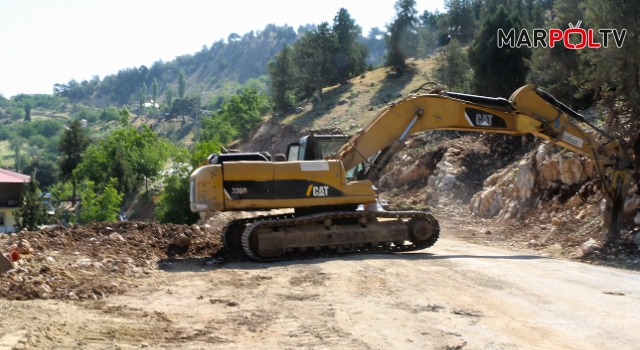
xmin=0 ymin=169 xmax=31 ymax=184
xmin=0 ymin=169 xmax=30 ymax=233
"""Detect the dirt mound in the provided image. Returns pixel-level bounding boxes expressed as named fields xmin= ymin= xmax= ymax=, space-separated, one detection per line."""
xmin=0 ymin=220 xmax=227 ymax=301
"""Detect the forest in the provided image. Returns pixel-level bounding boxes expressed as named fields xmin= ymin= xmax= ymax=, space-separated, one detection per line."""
xmin=1 ymin=0 xmax=638 ymax=229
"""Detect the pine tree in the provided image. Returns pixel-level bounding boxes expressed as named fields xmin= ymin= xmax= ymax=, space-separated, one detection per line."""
xmin=385 ymin=0 xmax=419 ymax=73
xmin=139 ymin=82 xmax=146 ymax=116
xmin=178 ymin=68 xmax=186 ymax=98
xmin=13 ymin=176 xmax=49 ymax=231
xmin=443 ymin=0 xmax=476 ymax=44
xmin=468 ymin=6 xmax=531 ymax=97
xmin=151 ymin=78 xmax=159 ymax=108
xmin=431 ymin=39 xmax=471 ymax=92
xmin=59 ymin=119 xmax=90 ymax=205
xmin=266 ymin=44 xmax=295 ymax=113
xmin=165 ymin=83 xmax=174 ymax=107
xmin=293 ymin=22 xmax=337 ymax=101
xmin=24 ymin=104 xmax=31 ymax=122
xmin=333 ymin=8 xmax=369 ymax=84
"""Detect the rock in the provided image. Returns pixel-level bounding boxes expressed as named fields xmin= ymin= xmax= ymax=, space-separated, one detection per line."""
xmin=0 ymin=234 xmax=6 ymax=240
xmin=576 ymin=210 xmax=587 ymax=220
xmin=109 ymin=233 xmax=125 ymax=242
xmin=295 ymin=106 xmax=304 ymax=113
xmin=338 ymin=99 xmax=348 ymax=105
xmin=540 ymin=159 xmax=560 ymax=183
xmin=515 ymin=158 xmax=535 ymax=199
xmin=46 ymin=256 xmax=56 ymax=263
xmin=634 ymin=212 xmax=640 ymax=225
xmin=172 ymin=233 xmax=191 ymax=247
xmin=581 ymin=238 xmax=599 ymax=256
xmin=566 ymin=194 xmax=583 ymax=207
xmin=18 ymin=239 xmax=32 ymax=254
xmin=633 ymin=233 xmax=640 ymax=247
xmin=470 ymin=187 xmax=503 ymax=218
xmin=559 ymin=157 xmax=583 ymax=185
xmin=551 ymin=217 xmax=561 ymax=226
xmin=624 ymin=194 xmax=640 ymax=213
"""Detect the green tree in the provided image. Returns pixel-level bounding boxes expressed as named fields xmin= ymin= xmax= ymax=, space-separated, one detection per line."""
xmin=75 ymin=125 xmax=171 ymax=195
xmin=201 ymin=88 xmax=267 ymax=141
xmin=468 ymin=6 xmax=531 ymax=97
xmin=333 ymin=8 xmax=369 ymax=84
xmin=21 ymin=158 xmax=58 ymax=191
xmin=527 ymin=0 xmax=588 ymax=109
xmin=79 ymin=178 xmax=123 ymax=223
xmin=579 ymin=0 xmax=640 ymax=119
xmin=9 ymin=137 xmax=26 ymax=172
xmin=151 ymin=77 xmax=159 ymax=108
xmin=13 ymin=176 xmax=49 ymax=231
xmin=443 ymin=0 xmax=476 ymax=44
xmin=58 ymin=119 xmax=90 ymax=204
xmin=118 ymin=106 xmax=130 ymax=126
xmin=165 ymin=82 xmax=174 ymax=107
xmin=266 ymin=44 xmax=295 ymax=113
xmin=178 ymin=68 xmax=186 ymax=98
xmin=293 ymin=22 xmax=337 ymax=100
xmin=100 ymin=106 xmax=120 ymax=122
xmin=109 ymin=142 xmax=136 ymax=194
xmin=385 ymin=0 xmax=419 ymax=73
xmin=431 ymin=39 xmax=471 ymax=92
xmin=139 ymin=83 xmax=146 ymax=116
xmin=24 ymin=104 xmax=31 ymax=122
xmin=155 ymin=144 xmax=219 ymax=224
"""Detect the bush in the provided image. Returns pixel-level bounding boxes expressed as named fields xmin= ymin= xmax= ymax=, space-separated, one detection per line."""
xmin=79 ymin=178 xmax=123 ymax=223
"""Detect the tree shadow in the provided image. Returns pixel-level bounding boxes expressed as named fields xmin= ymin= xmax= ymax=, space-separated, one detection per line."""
xmin=157 ymin=250 xmax=549 ymax=273
xmin=288 ymin=82 xmax=355 ymax=130
xmin=369 ymin=64 xmax=420 ymax=109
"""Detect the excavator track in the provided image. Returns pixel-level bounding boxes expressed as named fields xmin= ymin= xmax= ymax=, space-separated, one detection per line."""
xmin=222 ymin=211 xmax=439 ymax=261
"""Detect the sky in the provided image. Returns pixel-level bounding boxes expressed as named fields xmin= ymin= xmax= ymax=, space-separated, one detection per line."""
xmin=0 ymin=0 xmax=445 ymax=98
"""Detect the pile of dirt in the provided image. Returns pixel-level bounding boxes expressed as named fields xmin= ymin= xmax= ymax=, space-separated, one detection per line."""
xmin=0 ymin=220 xmax=228 ymax=301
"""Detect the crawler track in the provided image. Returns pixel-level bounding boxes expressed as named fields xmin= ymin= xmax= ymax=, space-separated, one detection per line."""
xmin=222 ymin=211 xmax=439 ymax=261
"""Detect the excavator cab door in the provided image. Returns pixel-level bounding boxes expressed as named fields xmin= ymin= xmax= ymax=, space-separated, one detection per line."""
xmin=286 ymin=143 xmax=300 ymax=162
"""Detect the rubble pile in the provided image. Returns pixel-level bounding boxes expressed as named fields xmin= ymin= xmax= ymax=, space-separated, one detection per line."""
xmin=380 ymin=132 xmax=640 ymax=266
xmin=0 ymin=220 xmax=226 ymax=300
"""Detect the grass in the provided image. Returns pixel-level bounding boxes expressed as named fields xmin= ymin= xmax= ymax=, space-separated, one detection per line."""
xmin=279 ymin=58 xmax=438 ymax=132
xmin=0 ymin=140 xmax=15 ymax=168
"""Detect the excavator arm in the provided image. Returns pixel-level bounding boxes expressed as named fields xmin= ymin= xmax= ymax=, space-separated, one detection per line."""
xmin=337 ymin=84 xmax=631 ymax=240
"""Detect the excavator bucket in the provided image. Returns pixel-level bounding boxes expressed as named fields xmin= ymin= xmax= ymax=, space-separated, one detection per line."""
xmin=0 ymin=253 xmax=15 ymax=273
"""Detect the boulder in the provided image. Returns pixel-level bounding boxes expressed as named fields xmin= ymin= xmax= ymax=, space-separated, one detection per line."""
xmin=624 ymin=194 xmax=640 ymax=214
xmin=515 ymin=158 xmax=535 ymax=199
xmin=18 ymin=239 xmax=32 ymax=254
xmin=470 ymin=187 xmax=503 ymax=218
xmin=172 ymin=233 xmax=191 ymax=247
xmin=581 ymin=238 xmax=599 ymax=256
xmin=540 ymin=159 xmax=560 ymax=183
xmin=559 ymin=157 xmax=584 ymax=185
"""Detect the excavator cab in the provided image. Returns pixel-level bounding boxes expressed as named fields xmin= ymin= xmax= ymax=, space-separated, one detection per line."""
xmin=286 ymin=133 xmax=349 ymax=161
xmin=286 ymin=133 xmax=368 ymax=181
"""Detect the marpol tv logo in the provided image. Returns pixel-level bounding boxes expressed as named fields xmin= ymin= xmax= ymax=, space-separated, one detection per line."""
xmin=498 ymin=21 xmax=627 ymax=49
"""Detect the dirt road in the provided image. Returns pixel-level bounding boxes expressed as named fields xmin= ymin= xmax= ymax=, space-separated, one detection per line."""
xmin=1 ymin=238 xmax=639 ymax=350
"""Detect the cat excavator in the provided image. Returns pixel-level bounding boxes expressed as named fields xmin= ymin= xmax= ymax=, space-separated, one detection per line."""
xmin=190 ymin=84 xmax=631 ymax=261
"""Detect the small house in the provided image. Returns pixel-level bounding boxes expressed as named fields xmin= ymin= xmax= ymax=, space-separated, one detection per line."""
xmin=0 ymin=169 xmax=30 ymax=233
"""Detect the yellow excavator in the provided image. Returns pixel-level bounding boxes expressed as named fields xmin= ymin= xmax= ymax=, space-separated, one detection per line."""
xmin=190 ymin=84 xmax=631 ymax=260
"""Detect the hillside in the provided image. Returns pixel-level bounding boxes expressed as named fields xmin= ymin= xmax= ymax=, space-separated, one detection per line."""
xmin=238 ymin=56 xmax=640 ymax=269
